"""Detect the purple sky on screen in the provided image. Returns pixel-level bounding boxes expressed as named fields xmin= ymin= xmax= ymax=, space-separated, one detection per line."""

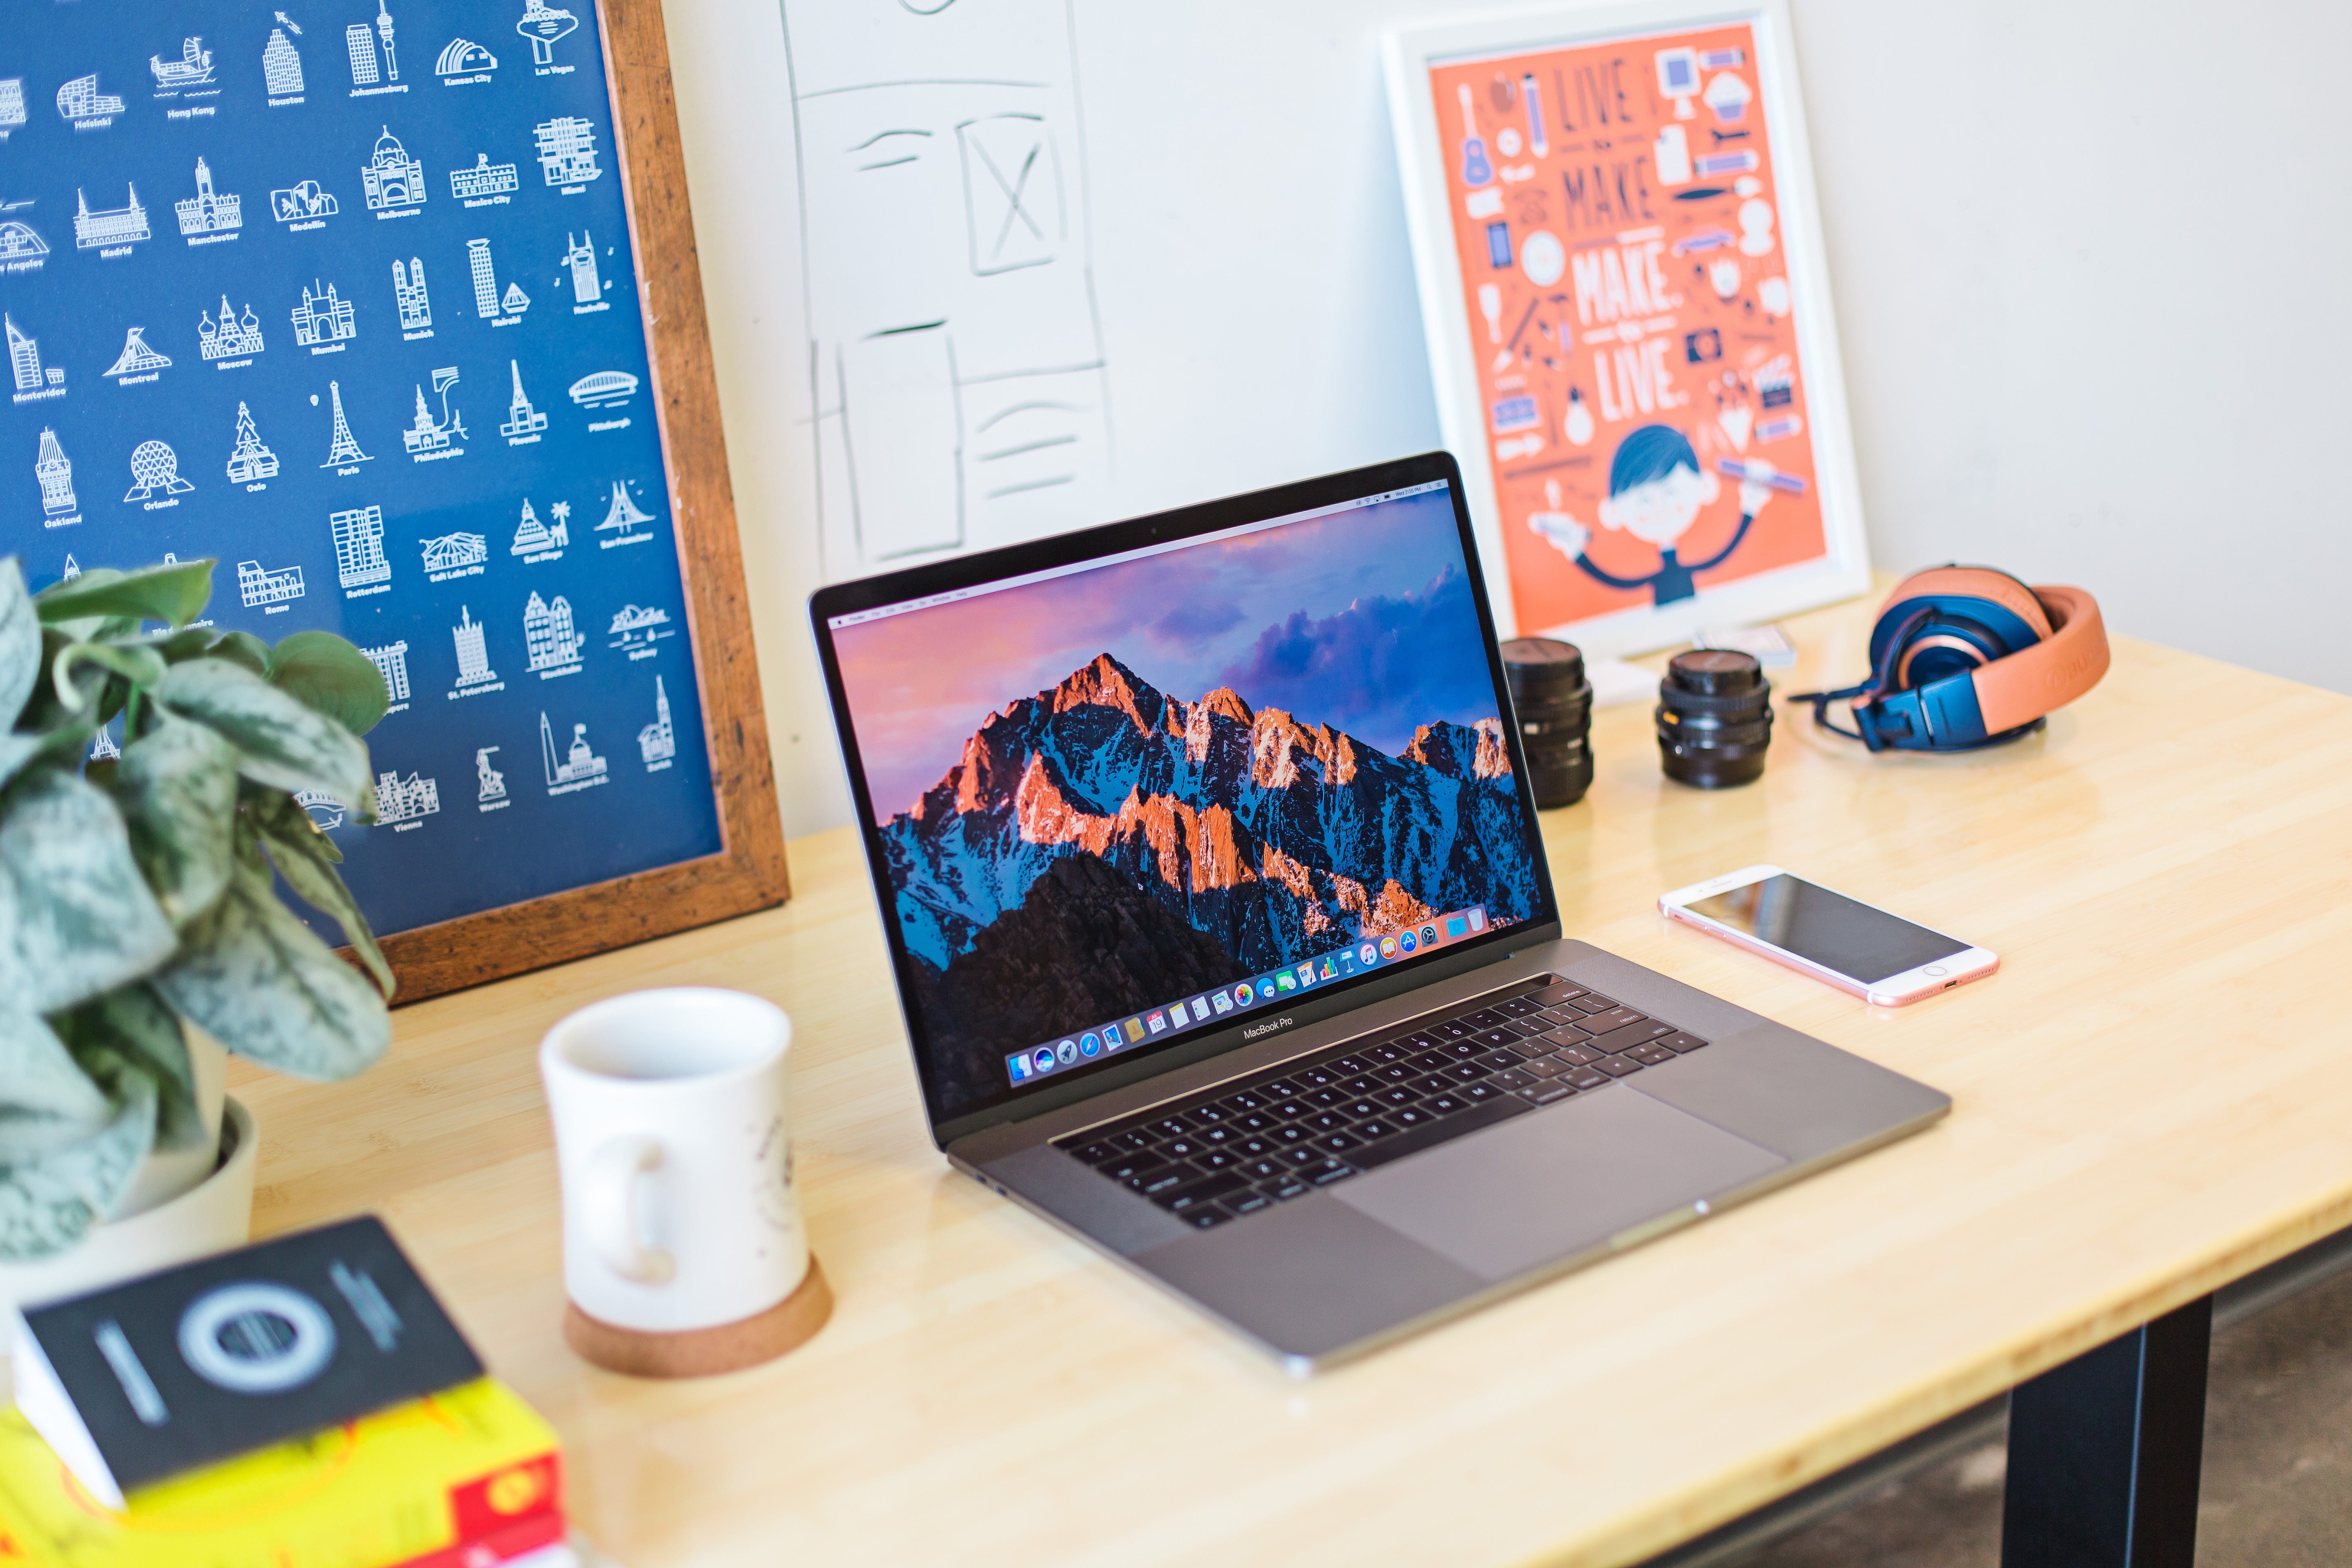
xmin=832 ymin=490 xmax=1500 ymax=822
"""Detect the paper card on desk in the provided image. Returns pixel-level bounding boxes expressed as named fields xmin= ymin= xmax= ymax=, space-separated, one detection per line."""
xmin=1692 ymin=624 xmax=1798 ymax=667
xmin=1586 ymin=655 xmax=1662 ymax=708
xmin=11 ymin=1215 xmax=483 ymax=1508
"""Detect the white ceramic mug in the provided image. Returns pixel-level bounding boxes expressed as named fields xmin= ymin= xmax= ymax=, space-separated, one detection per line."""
xmin=540 ymin=989 xmax=807 ymax=1335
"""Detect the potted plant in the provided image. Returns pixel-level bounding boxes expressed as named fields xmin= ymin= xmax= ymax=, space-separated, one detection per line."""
xmin=0 ymin=555 xmax=393 ymax=1305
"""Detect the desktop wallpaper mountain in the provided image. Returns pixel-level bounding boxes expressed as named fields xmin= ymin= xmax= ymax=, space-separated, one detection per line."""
xmin=832 ymin=491 xmax=1545 ymax=1114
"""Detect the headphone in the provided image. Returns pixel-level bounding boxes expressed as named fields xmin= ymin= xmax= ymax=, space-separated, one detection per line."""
xmin=1790 ymin=566 xmax=2109 ymax=752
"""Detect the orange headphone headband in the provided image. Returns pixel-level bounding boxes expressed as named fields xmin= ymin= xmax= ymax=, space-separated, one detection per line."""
xmin=1971 ymin=584 xmax=2106 ymax=734
xmin=1793 ymin=567 xmax=2109 ymax=751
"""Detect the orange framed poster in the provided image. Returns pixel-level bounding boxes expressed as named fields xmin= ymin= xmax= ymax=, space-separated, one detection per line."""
xmin=1385 ymin=0 xmax=1868 ymax=653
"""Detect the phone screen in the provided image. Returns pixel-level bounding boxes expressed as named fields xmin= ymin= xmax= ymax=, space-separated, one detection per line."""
xmin=1684 ymin=875 xmax=1968 ymax=983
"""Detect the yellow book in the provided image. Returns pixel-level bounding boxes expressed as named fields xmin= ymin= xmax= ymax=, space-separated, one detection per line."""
xmin=0 ymin=1379 xmax=563 ymax=1568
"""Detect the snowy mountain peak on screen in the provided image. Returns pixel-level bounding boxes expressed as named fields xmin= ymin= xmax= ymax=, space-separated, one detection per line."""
xmin=882 ymin=653 xmax=1535 ymax=975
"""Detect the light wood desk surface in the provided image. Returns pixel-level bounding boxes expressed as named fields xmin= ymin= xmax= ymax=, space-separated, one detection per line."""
xmin=233 ymin=587 xmax=2352 ymax=1568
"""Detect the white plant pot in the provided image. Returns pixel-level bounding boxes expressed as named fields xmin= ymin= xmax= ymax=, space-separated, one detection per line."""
xmin=0 ymin=1098 xmax=258 ymax=1321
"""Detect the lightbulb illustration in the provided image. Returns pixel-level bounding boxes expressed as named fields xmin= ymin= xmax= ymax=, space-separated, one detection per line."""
xmin=1525 ymin=478 xmax=1588 ymax=562
xmin=1479 ymin=283 xmax=1503 ymax=343
xmin=1564 ymin=387 xmax=1595 ymax=445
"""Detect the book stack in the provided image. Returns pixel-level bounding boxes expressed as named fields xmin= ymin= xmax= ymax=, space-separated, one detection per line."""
xmin=2 ymin=1217 xmax=573 ymax=1568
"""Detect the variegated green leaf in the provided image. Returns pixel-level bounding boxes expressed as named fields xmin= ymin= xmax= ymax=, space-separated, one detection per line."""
xmin=154 ymin=865 xmax=388 ymax=1082
xmin=0 ymin=768 xmax=177 ymax=1015
xmin=0 ymin=733 xmax=42 ymax=795
xmin=0 ymin=559 xmax=37 ymax=725
xmin=0 ymin=1078 xmax=156 ymax=1261
xmin=54 ymin=983 xmax=202 ymax=1153
xmin=0 ymin=722 xmax=99 ymax=795
xmin=147 ymin=626 xmax=220 ymax=664
xmin=153 ymin=659 xmax=373 ymax=811
xmin=0 ymin=994 xmax=112 ymax=1159
xmin=254 ymin=798 xmax=392 ymax=997
xmin=34 ymin=557 xmax=214 ymax=629
xmin=28 ymin=568 xmax=134 ymax=646
xmin=268 ymin=630 xmax=390 ymax=738
xmin=50 ymin=640 xmax=167 ymax=713
xmin=17 ymin=628 xmax=107 ymax=732
xmin=209 ymin=630 xmax=270 ymax=676
xmin=115 ymin=718 xmax=239 ymax=925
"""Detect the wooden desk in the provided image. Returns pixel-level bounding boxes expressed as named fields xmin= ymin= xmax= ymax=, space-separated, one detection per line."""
xmin=233 ymin=587 xmax=2352 ymax=1568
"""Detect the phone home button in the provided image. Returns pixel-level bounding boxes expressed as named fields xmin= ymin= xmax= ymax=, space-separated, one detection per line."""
xmin=1922 ymin=965 xmax=1949 ymax=977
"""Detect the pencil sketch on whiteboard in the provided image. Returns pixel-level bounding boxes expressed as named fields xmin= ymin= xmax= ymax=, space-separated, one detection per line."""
xmin=781 ymin=0 xmax=1110 ymax=577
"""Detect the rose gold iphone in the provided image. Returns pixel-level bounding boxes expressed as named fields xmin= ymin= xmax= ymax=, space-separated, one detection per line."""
xmin=1658 ymin=864 xmax=1998 ymax=1006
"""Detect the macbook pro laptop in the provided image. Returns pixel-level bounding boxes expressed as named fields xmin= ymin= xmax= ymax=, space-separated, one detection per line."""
xmin=810 ymin=452 xmax=1949 ymax=1371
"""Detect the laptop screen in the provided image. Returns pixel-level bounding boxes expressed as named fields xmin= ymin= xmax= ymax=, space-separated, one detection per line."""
xmin=822 ymin=471 xmax=1553 ymax=1123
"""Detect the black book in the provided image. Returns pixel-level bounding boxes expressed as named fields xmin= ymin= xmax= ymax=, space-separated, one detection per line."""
xmin=9 ymin=1215 xmax=483 ymax=1509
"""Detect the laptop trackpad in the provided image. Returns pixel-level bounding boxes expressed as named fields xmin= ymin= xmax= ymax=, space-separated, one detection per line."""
xmin=1332 ymin=1087 xmax=1787 ymax=1283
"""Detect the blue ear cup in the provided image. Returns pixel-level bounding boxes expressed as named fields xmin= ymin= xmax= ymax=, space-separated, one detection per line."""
xmin=1792 ymin=568 xmax=2051 ymax=753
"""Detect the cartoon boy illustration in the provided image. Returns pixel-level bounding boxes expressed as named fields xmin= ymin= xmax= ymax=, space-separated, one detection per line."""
xmin=1527 ymin=423 xmax=1771 ymax=607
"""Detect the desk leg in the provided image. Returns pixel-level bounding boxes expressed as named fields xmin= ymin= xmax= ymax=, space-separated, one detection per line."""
xmin=2000 ymin=1294 xmax=2212 ymax=1568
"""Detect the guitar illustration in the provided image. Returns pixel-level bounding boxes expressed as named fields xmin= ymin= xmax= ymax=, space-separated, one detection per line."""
xmin=1457 ymin=83 xmax=1494 ymax=188
xmin=1521 ymin=73 xmax=1549 ymax=158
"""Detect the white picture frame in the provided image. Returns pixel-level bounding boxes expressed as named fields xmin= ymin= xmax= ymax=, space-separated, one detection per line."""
xmin=1384 ymin=0 xmax=1870 ymax=655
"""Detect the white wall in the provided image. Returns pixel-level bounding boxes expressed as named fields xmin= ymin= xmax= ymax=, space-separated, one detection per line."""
xmin=1799 ymin=0 xmax=2352 ymax=697
xmin=662 ymin=0 xmax=2352 ymax=840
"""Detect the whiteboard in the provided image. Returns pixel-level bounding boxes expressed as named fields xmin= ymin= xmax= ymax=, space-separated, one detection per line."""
xmin=780 ymin=0 xmax=1111 ymax=572
xmin=729 ymin=0 xmax=1475 ymax=583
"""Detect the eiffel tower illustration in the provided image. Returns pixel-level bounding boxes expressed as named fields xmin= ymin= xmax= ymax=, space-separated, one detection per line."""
xmin=321 ymin=379 xmax=371 ymax=468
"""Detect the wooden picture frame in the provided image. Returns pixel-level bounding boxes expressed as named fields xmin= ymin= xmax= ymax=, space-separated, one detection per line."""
xmin=1385 ymin=0 xmax=1871 ymax=656
xmin=375 ymin=0 xmax=788 ymax=1002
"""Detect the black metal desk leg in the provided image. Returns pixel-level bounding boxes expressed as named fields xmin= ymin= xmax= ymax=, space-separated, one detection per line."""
xmin=2001 ymin=1294 xmax=2213 ymax=1568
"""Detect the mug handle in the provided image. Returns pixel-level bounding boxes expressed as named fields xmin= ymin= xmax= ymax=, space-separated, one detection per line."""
xmin=584 ymin=1136 xmax=676 ymax=1284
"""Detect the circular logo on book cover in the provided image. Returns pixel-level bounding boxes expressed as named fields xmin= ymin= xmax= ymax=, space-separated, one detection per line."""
xmin=178 ymin=1282 xmax=338 ymax=1394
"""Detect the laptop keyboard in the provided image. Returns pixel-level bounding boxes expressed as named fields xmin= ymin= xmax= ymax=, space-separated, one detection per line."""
xmin=1050 ymin=975 xmax=1711 ymax=1231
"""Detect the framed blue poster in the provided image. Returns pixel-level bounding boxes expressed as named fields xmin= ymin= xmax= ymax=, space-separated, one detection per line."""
xmin=2 ymin=0 xmax=788 ymax=1000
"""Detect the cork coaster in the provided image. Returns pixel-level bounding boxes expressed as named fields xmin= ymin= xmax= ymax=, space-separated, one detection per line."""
xmin=564 ymin=1256 xmax=833 ymax=1378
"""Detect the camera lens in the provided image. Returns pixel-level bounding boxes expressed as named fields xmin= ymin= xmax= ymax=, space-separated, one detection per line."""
xmin=1657 ymin=649 xmax=1771 ymax=788
xmin=1501 ymin=637 xmax=1592 ymax=808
